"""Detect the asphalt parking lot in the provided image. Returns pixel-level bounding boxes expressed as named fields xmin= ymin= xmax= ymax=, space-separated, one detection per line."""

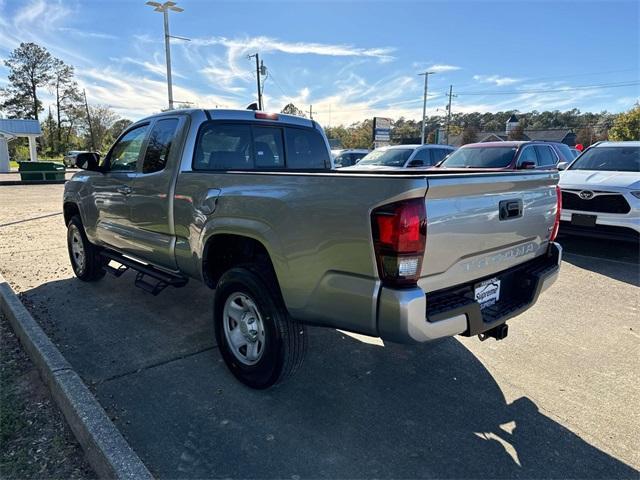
xmin=0 ymin=183 xmax=638 ymax=478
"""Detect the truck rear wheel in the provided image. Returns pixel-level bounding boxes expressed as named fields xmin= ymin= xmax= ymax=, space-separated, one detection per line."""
xmin=214 ymin=266 xmax=306 ymax=389
xmin=66 ymin=215 xmax=105 ymax=282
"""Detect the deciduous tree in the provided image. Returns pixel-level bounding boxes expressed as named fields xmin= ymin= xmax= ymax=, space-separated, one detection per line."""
xmin=51 ymin=58 xmax=82 ymax=153
xmin=281 ymin=103 xmax=307 ymax=117
xmin=461 ymin=126 xmax=478 ymax=145
xmin=608 ymin=104 xmax=640 ymax=141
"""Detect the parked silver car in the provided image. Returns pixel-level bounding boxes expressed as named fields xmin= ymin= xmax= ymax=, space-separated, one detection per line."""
xmin=350 ymin=144 xmax=455 ymax=169
xmin=63 ymin=150 xmax=90 ymax=168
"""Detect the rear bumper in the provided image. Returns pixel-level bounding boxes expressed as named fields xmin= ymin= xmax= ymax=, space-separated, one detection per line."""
xmin=377 ymin=242 xmax=562 ymax=343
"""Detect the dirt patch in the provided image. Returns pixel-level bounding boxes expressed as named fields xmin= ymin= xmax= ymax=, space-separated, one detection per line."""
xmin=0 ymin=313 xmax=95 ymax=479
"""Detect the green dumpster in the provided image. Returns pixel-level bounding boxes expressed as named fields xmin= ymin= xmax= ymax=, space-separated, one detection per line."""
xmin=18 ymin=161 xmax=66 ymax=182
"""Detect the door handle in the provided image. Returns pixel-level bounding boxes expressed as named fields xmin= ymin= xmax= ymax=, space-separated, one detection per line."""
xmin=117 ymin=186 xmax=132 ymax=195
xmin=499 ymin=199 xmax=523 ymax=220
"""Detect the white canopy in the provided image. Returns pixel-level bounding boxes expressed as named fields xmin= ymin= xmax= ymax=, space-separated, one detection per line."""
xmin=0 ymin=119 xmax=43 ymax=172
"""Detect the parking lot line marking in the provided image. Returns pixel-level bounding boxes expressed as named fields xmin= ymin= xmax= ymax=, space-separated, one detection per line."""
xmin=0 ymin=212 xmax=62 ymax=228
xmin=96 ymin=345 xmax=217 ymax=385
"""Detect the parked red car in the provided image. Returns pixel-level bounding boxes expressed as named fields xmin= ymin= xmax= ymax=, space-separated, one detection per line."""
xmin=439 ymin=141 xmax=575 ymax=170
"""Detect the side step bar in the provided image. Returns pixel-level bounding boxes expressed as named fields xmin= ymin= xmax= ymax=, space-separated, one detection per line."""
xmin=100 ymin=250 xmax=188 ymax=295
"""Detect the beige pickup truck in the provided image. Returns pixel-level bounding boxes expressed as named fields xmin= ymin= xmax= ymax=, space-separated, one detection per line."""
xmin=63 ymin=109 xmax=562 ymax=388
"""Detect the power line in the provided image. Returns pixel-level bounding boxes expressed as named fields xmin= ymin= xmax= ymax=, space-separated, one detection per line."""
xmin=266 ymin=68 xmax=292 ymax=100
xmin=456 ymin=80 xmax=640 ymax=96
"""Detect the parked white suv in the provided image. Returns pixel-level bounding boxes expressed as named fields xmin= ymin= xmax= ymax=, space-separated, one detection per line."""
xmin=559 ymin=141 xmax=640 ymax=242
xmin=349 ymin=144 xmax=455 ymax=169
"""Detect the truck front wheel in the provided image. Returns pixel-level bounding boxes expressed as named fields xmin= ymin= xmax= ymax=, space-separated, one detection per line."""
xmin=214 ymin=266 xmax=306 ymax=389
xmin=66 ymin=215 xmax=105 ymax=282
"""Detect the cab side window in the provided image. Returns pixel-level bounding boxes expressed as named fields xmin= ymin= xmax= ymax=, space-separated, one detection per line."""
xmin=142 ymin=119 xmax=180 ymax=174
xmin=518 ymin=146 xmax=538 ymax=167
xmin=411 ymin=149 xmax=429 ymax=165
xmin=535 ymin=145 xmax=557 ymax=166
xmin=431 ymin=148 xmax=452 ymax=164
xmin=107 ymin=125 xmax=149 ymax=172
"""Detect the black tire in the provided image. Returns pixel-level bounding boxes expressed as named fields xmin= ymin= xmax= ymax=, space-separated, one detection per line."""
xmin=214 ymin=265 xmax=306 ymax=389
xmin=66 ymin=215 xmax=105 ymax=282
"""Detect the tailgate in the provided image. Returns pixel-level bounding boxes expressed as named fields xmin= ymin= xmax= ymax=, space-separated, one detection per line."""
xmin=419 ymin=171 xmax=559 ymax=293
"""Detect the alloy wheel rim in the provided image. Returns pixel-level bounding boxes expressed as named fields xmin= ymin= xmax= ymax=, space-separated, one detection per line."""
xmin=223 ymin=292 xmax=266 ymax=366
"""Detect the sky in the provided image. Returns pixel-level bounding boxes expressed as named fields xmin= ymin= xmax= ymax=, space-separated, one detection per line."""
xmin=0 ymin=0 xmax=639 ymax=126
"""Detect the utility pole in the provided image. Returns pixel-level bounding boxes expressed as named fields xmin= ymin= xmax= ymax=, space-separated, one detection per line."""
xmin=83 ymin=89 xmax=96 ymax=151
xmin=445 ymin=85 xmax=456 ymax=145
xmin=146 ymin=1 xmax=185 ymax=111
xmin=248 ymin=53 xmax=264 ymax=110
xmin=309 ymin=104 xmax=313 ymax=119
xmin=419 ymin=71 xmax=435 ymax=144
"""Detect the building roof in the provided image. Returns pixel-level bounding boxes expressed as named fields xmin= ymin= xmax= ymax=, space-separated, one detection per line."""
xmin=445 ymin=128 xmax=574 ymax=147
xmin=0 ymin=119 xmax=42 ymax=137
xmin=507 ymin=114 xmax=519 ymax=123
xmin=524 ymin=129 xmax=575 ymax=143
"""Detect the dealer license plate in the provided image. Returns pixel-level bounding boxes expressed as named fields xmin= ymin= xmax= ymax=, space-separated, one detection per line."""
xmin=475 ymin=278 xmax=501 ymax=309
xmin=571 ymin=213 xmax=597 ymax=228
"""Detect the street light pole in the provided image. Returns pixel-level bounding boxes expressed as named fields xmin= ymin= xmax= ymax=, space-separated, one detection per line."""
xmin=163 ymin=8 xmax=174 ymax=110
xmin=419 ymin=71 xmax=435 ymax=144
xmin=146 ymin=1 xmax=184 ymax=111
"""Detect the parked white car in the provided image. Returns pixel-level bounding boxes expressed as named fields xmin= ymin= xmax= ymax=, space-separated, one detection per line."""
xmin=349 ymin=144 xmax=455 ymax=169
xmin=558 ymin=141 xmax=640 ymax=242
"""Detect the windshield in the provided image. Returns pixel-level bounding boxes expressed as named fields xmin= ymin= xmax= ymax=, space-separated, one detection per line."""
xmin=441 ymin=146 xmax=517 ymax=168
xmin=569 ymin=146 xmax=639 ymax=172
xmin=357 ymin=148 xmax=413 ymax=167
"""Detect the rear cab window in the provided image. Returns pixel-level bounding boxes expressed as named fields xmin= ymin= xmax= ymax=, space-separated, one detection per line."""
xmin=193 ymin=121 xmax=330 ymax=171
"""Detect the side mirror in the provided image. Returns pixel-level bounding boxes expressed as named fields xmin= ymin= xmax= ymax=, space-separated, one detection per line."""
xmin=557 ymin=162 xmax=569 ymax=171
xmin=407 ymin=159 xmax=424 ymax=167
xmin=518 ymin=161 xmax=536 ymax=170
xmin=75 ymin=152 xmax=101 ymax=171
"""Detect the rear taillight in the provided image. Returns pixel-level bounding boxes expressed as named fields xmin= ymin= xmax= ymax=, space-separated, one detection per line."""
xmin=371 ymin=198 xmax=426 ymax=287
xmin=550 ymin=185 xmax=562 ymax=242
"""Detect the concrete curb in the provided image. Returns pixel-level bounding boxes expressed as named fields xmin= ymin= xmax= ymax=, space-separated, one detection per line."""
xmin=0 ymin=273 xmax=154 ymax=480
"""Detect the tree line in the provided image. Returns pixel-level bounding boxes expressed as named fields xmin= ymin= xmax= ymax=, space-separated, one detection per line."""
xmin=0 ymin=42 xmax=131 ymax=160
xmin=284 ymin=104 xmax=638 ymax=149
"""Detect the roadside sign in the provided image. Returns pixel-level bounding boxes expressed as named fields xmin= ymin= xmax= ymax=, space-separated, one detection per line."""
xmin=373 ymin=117 xmax=391 ymax=147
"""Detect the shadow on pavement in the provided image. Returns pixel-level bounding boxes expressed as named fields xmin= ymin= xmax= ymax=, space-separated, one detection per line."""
xmin=21 ymin=275 xmax=638 ymax=479
xmin=559 ymin=234 xmax=639 ymax=287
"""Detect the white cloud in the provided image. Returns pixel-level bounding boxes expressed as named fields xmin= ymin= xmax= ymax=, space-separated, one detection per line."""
xmin=473 ymin=74 xmax=521 ymax=86
xmin=190 ymin=36 xmax=395 ymax=61
xmin=116 ymin=56 xmax=186 ymax=79
xmin=78 ymin=67 xmax=242 ymax=118
xmin=58 ymin=27 xmax=116 ymax=40
xmin=426 ymin=64 xmax=461 ymax=73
